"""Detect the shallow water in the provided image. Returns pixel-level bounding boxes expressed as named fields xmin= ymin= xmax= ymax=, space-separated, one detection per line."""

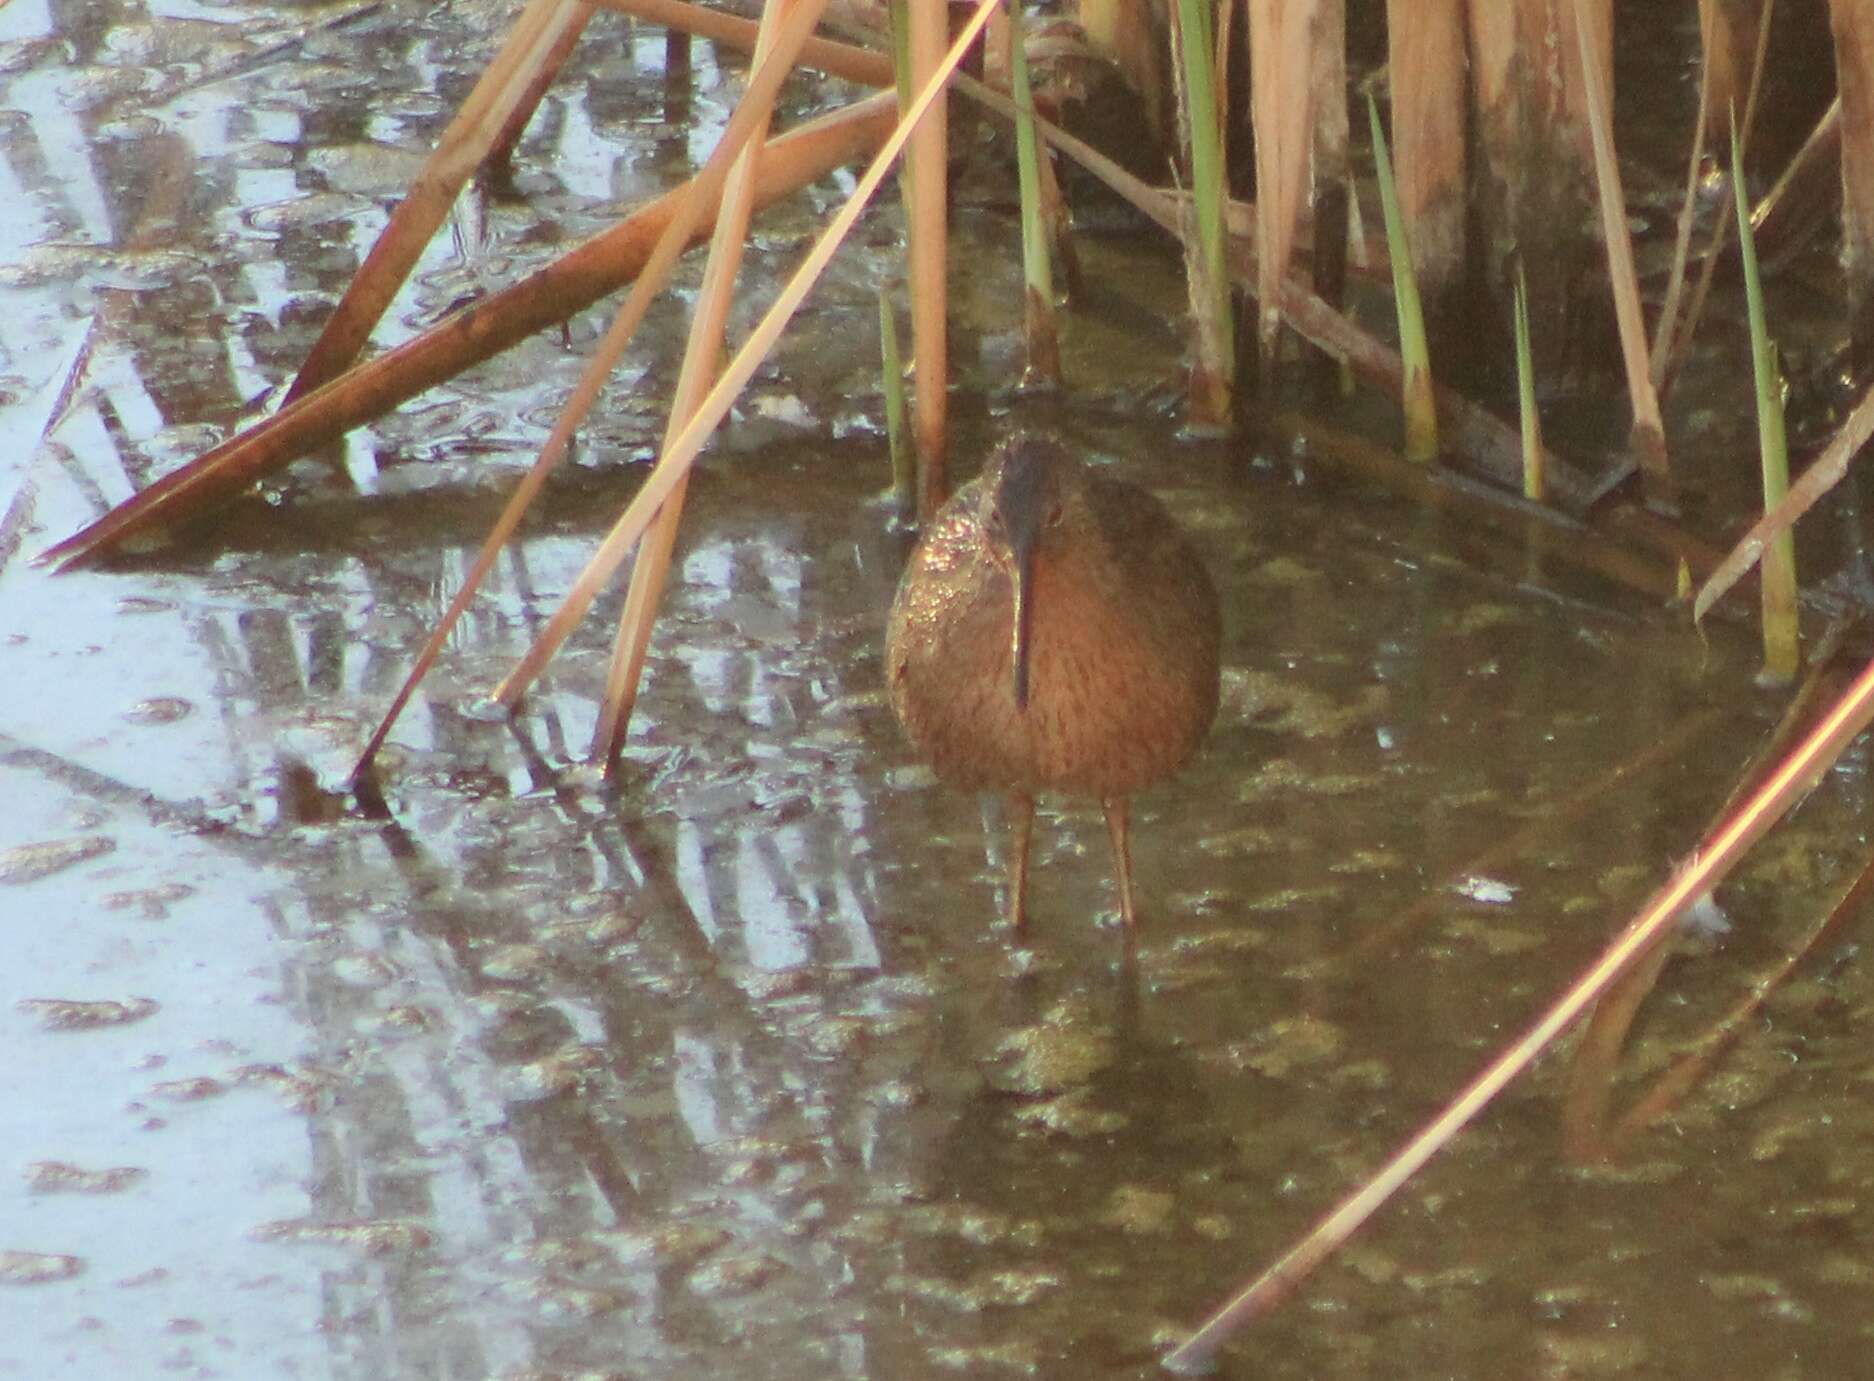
xmin=4 ymin=2 xmax=1874 ymax=1378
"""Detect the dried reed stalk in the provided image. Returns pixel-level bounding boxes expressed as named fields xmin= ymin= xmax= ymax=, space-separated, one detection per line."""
xmin=1830 ymin=0 xmax=1874 ymax=367
xmin=1571 ymin=0 xmax=1671 ymax=503
xmin=288 ymin=0 xmax=591 ymax=402
xmin=487 ymin=3 xmax=594 ymax=167
xmin=959 ymin=76 xmax=1597 ymax=503
xmin=907 ymin=0 xmax=950 ymax=516
xmin=1654 ymin=0 xmax=1774 ymax=398
xmin=1382 ymin=0 xmax=1465 ymax=308
xmin=1693 ymin=383 xmax=1874 ymax=628
xmin=1307 ymin=0 xmax=1349 ymax=327
xmin=1166 ymin=651 xmax=1874 ymax=1371
xmin=1564 ymin=633 xmax=1856 ymax=1162
xmin=591 ymin=0 xmax=802 ymax=767
xmin=1466 ymin=0 xmax=1602 ymax=380
xmin=1247 ymin=0 xmax=1320 ymax=363
xmin=591 ymin=0 xmax=895 ymax=86
xmin=352 ymin=0 xmax=842 ymax=771
xmin=41 ymin=95 xmax=898 ymax=573
xmin=1752 ymin=97 xmax=1840 ymax=266
xmin=489 ymin=0 xmax=1002 ymax=708
xmin=1601 ymin=847 xmax=1874 ymax=1155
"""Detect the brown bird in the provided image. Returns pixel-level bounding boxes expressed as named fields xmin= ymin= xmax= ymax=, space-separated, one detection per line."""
xmin=885 ymin=434 xmax=1221 ymax=929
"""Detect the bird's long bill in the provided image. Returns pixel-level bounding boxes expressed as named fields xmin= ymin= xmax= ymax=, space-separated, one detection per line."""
xmin=1009 ymin=541 xmax=1035 ymax=711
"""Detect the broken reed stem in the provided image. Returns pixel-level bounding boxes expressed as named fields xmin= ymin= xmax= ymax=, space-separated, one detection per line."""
xmin=1009 ymin=0 xmax=1061 ymax=384
xmin=287 ymin=0 xmax=591 ymax=402
xmin=1166 ymin=651 xmax=1874 ymax=1372
xmin=1695 ymin=380 xmax=1874 ymax=625
xmin=1752 ymin=97 xmax=1842 ymax=270
xmin=589 ymin=0 xmax=802 ymax=768
xmin=1732 ymin=116 xmax=1800 ymax=684
xmin=1571 ymin=0 xmax=1670 ymax=502
xmin=907 ymin=0 xmax=950 ymax=517
xmin=1366 ymin=91 xmax=1436 ymax=462
xmin=1514 ymin=264 xmax=1544 ymax=502
xmin=1170 ymin=0 xmax=1233 ymax=427
xmin=488 ymin=0 xmax=1003 ymax=709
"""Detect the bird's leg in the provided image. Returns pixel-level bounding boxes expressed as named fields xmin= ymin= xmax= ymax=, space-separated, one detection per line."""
xmin=1006 ymin=791 xmax=1035 ymax=929
xmin=1102 ymin=795 xmax=1138 ymax=927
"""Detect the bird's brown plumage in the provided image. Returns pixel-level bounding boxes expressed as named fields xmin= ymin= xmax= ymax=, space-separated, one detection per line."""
xmin=885 ymin=435 xmax=1221 ymax=927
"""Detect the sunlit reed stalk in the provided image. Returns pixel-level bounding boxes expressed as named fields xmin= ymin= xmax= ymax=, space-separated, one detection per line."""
xmin=43 ymin=92 xmax=898 ymax=575
xmin=1513 ymin=263 xmax=1544 ymax=502
xmin=1569 ymin=629 xmax=1857 ymax=1162
xmin=906 ymin=0 xmax=950 ymax=515
xmin=319 ymin=0 xmax=842 ymax=773
xmin=1248 ymin=0 xmax=1320 ymax=385
xmin=879 ymin=288 xmax=913 ymax=513
xmin=1366 ymin=91 xmax=1436 ymax=461
xmin=1169 ymin=0 xmax=1232 ymax=427
xmin=1166 ymin=650 xmax=1874 ymax=1372
xmin=1008 ymin=0 xmax=1060 ymax=384
xmin=488 ymin=0 xmax=1003 ymax=708
xmin=1732 ymin=116 xmax=1799 ymax=684
xmin=288 ymin=0 xmax=590 ymax=402
xmin=592 ymin=0 xmax=798 ymax=766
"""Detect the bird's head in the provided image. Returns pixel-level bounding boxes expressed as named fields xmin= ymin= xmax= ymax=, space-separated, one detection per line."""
xmin=978 ymin=435 xmax=1082 ymax=711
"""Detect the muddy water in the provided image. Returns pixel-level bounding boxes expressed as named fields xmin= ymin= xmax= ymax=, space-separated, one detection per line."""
xmin=5 ymin=2 xmax=1874 ymax=1378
